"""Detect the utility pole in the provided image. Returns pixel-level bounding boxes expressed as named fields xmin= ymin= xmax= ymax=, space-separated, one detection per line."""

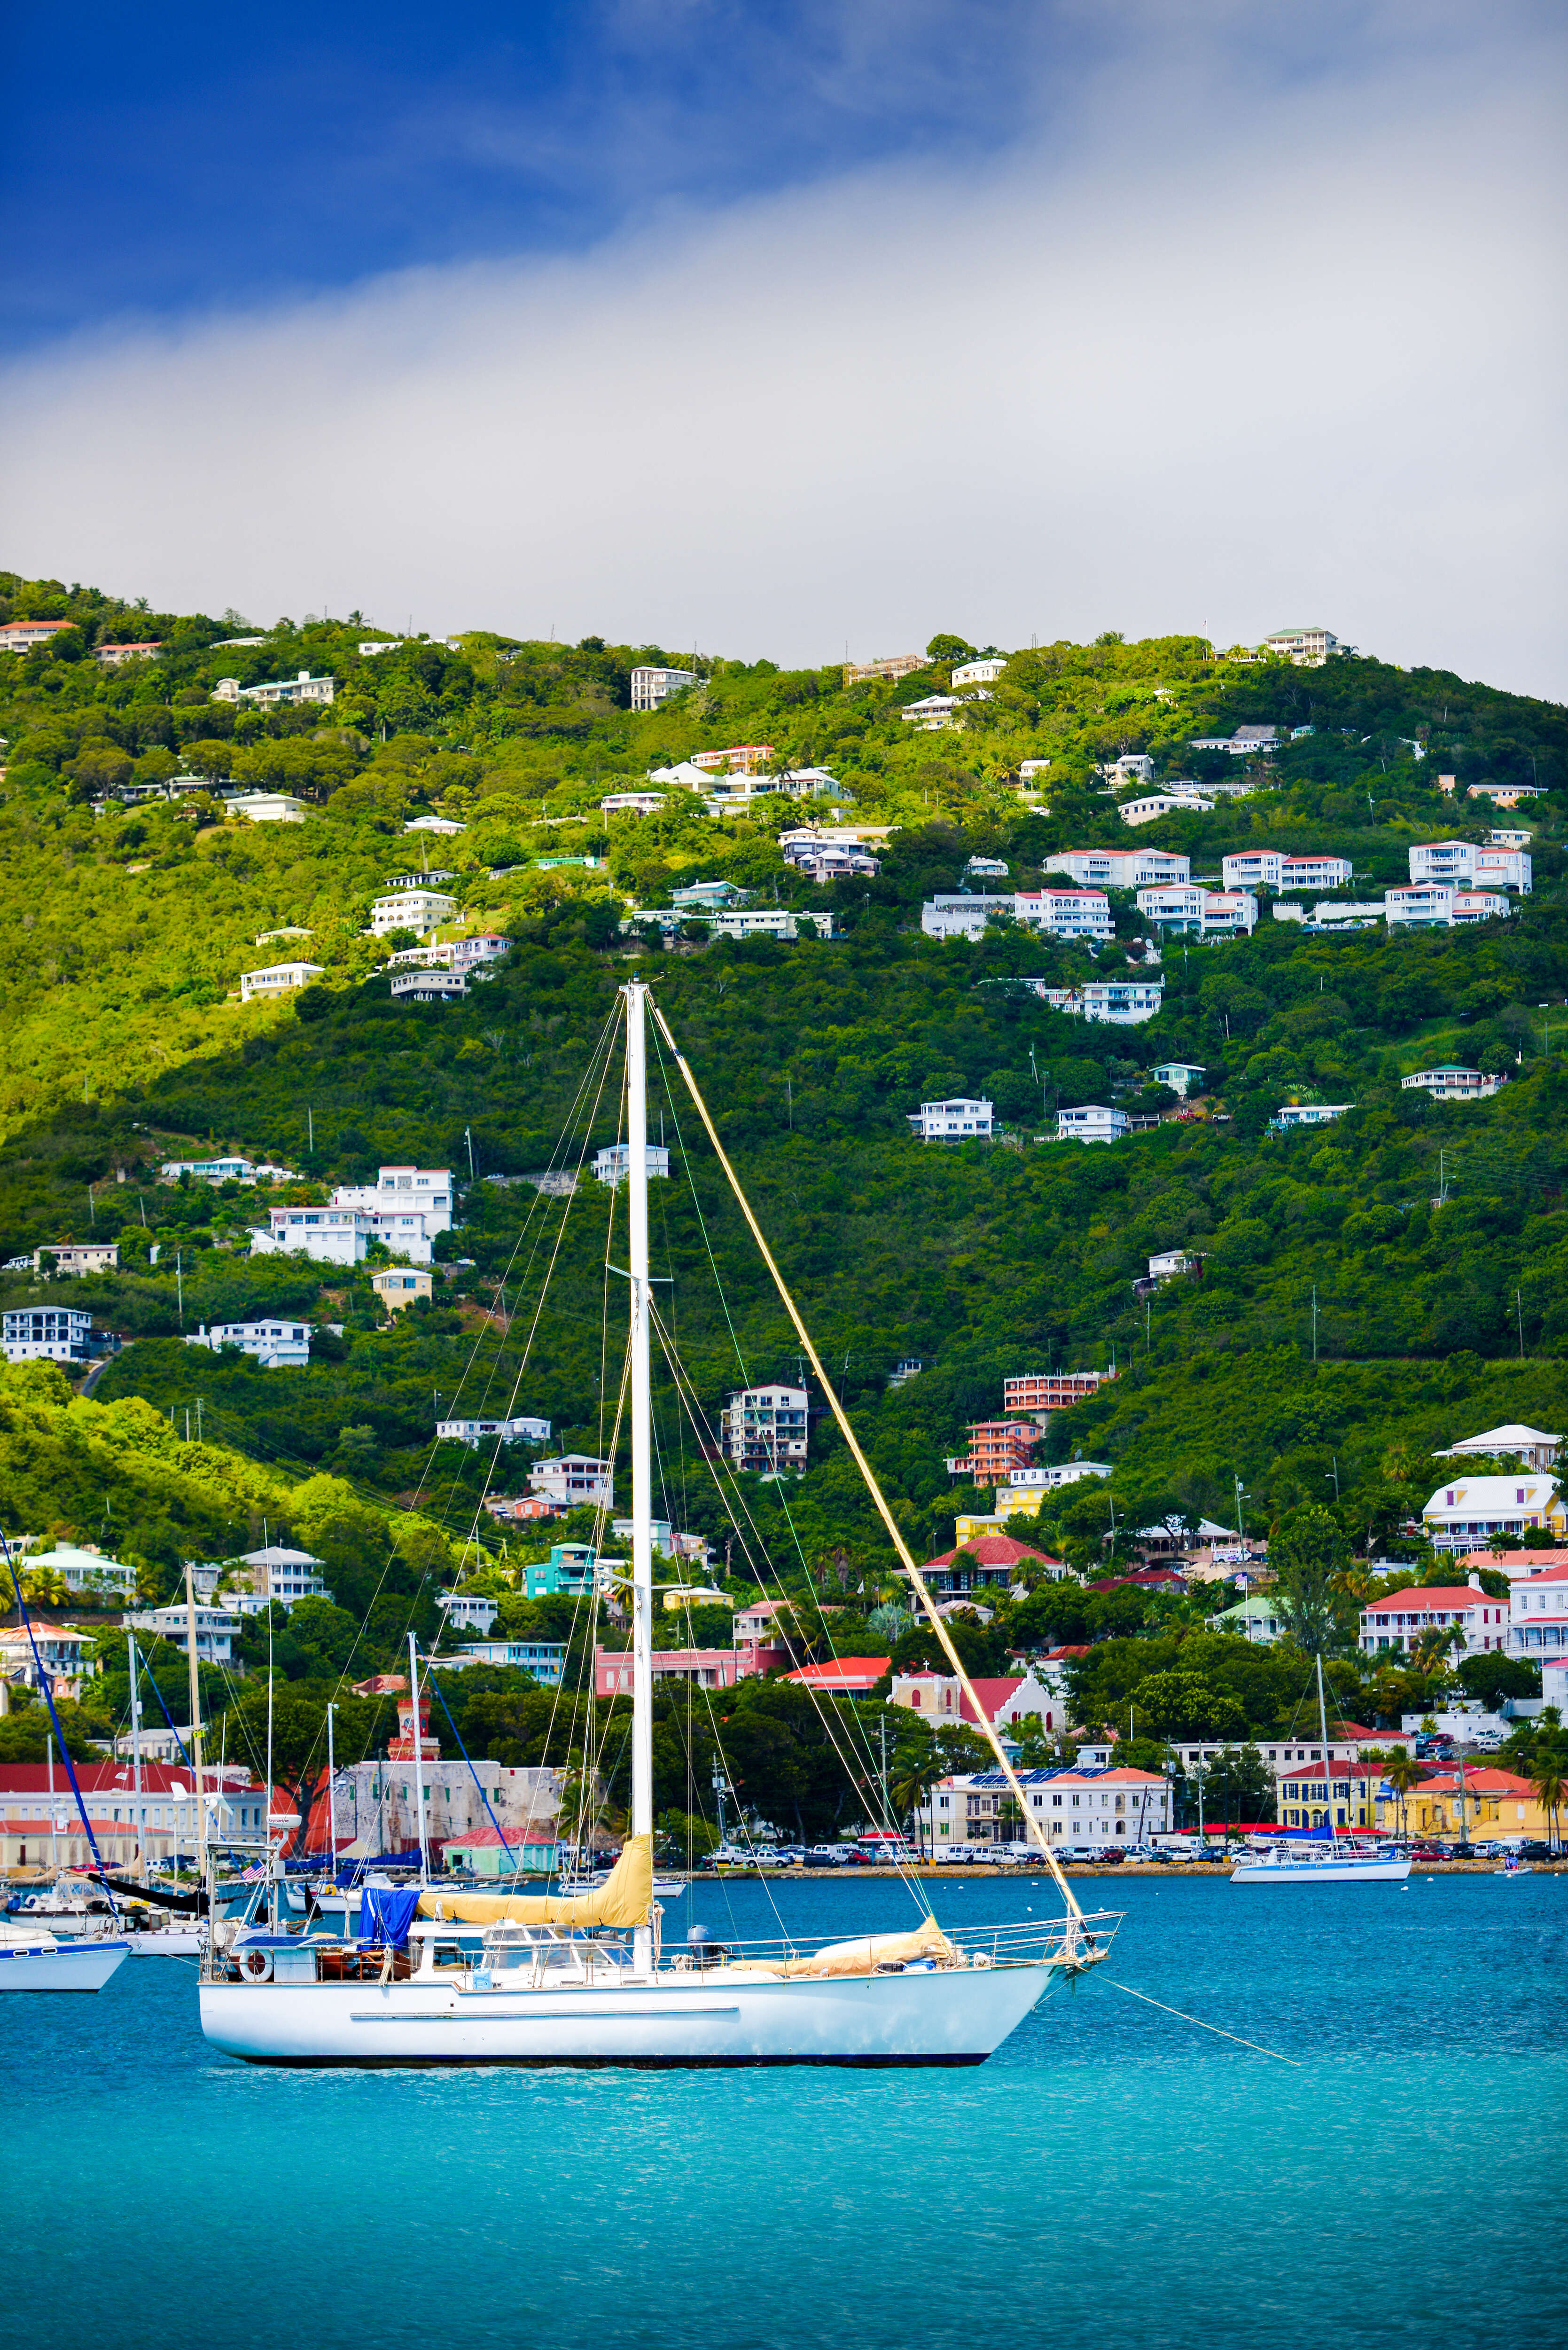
xmin=465 ymin=1126 xmax=475 ymax=1182
xmin=1327 ymin=1455 xmax=1340 ymax=1501
xmin=176 ymin=1251 xmax=184 ymax=1329
xmin=1311 ymin=1285 xmax=1318 ymax=1363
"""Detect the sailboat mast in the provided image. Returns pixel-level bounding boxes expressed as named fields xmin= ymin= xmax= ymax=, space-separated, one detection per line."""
xmin=409 ymin=1632 xmax=429 ymax=1883
xmin=626 ymin=980 xmax=655 ymax=1969
xmin=186 ymin=1559 xmax=208 ymax=1889
xmin=1316 ymin=1652 xmax=1337 ymax=1850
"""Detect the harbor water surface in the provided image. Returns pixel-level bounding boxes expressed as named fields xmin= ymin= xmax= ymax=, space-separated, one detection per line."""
xmin=6 ymin=1872 xmax=1565 ymax=2350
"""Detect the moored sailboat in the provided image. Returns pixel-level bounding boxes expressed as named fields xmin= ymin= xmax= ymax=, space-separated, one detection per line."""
xmin=199 ymin=979 xmax=1118 ymax=2066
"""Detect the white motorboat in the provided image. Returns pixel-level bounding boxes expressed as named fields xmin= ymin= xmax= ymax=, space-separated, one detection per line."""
xmin=200 ymin=980 xmax=1116 ymax=2068
xmin=0 ymin=1919 xmax=131 ymax=1991
xmin=1230 ymin=1848 xmax=1411 ymax=1883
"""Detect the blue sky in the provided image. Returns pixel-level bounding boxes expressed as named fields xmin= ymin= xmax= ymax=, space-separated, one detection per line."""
xmin=4 ymin=3 xmax=1565 ymax=694
xmin=6 ymin=1 xmax=1093 ymax=349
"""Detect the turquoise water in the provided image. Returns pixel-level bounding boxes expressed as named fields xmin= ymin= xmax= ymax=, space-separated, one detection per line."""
xmin=6 ymin=1874 xmax=1566 ymax=2350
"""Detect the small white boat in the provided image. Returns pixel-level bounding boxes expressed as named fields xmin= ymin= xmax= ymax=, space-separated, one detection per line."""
xmin=1231 ymin=1848 xmax=1411 ymax=1883
xmin=0 ymin=1919 xmax=131 ymax=1990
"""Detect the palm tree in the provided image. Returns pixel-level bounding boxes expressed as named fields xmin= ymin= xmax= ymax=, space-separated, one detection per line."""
xmin=888 ymin=1745 xmax=948 ymax=1857
xmin=1529 ymin=1759 xmax=1565 ymax=1854
xmin=1382 ymin=1749 xmax=1420 ymax=1842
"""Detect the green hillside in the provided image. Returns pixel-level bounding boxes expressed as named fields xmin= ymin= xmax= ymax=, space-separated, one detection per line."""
xmin=1 ymin=569 xmax=1565 ymax=1800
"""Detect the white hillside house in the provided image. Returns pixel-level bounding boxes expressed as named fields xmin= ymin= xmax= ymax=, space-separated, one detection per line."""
xmin=909 ymin=1098 xmax=994 ymax=1141
xmin=240 ymin=960 xmax=325 ymax=1003
xmin=1421 ymin=1474 xmax=1566 ymax=1551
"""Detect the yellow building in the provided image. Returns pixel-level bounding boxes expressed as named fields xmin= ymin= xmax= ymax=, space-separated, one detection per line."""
xmin=372 ymin=1266 xmax=433 ymax=1315
xmin=1384 ymin=1769 xmax=1552 ymax=1841
xmin=1277 ymin=1760 xmax=1383 ymax=1833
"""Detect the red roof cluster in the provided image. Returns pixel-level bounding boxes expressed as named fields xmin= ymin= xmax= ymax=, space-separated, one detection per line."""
xmin=924 ymin=1535 xmax=1064 ymax=1570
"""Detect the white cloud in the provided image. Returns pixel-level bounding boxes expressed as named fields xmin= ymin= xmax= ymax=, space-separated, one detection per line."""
xmin=4 ymin=10 xmax=1564 ymax=695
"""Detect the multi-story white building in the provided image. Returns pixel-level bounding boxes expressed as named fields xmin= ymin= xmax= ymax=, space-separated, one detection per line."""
xmin=1136 ymin=885 xmax=1258 ymax=936
xmin=1221 ymin=851 xmax=1354 ymax=893
xmin=437 ymin=1590 xmax=501 ymax=1636
xmin=1438 ymin=1424 xmax=1560 ymax=1471
xmin=601 ymin=792 xmax=667 ymax=815
xmin=1153 ymin=1061 xmax=1205 ymax=1094
xmin=781 ymin=841 xmax=880 ymax=883
xmin=1410 ymin=840 xmax=1531 ymax=893
xmin=17 ymin=1541 xmax=136 ymax=1598
xmin=1031 ymin=979 xmax=1163 ymax=1024
xmin=1044 ymin=848 xmax=1189 ymax=889
xmin=1101 ymin=752 xmax=1155 ymax=787
xmin=437 ymin=1415 xmax=552 ymax=1449
xmin=718 ymin=1386 xmax=809 ymax=1476
xmin=1011 ymin=887 xmax=1117 ymax=941
xmin=1384 ymin=885 xmax=1512 ymax=928
xmin=335 ymin=1167 xmax=454 ymax=1232
xmin=250 ymin=1206 xmax=376 ymax=1266
xmin=226 ymin=1544 xmax=332 ymax=1610
xmin=951 ymin=658 xmax=1009 ymax=687
xmin=908 ymin=1098 xmax=994 ymax=1142
xmin=369 ymin=889 xmax=458 ymax=937
xmin=325 ymin=1166 xmax=454 ymax=1264
xmin=126 ymin=1599 xmax=242 ymax=1665
xmin=185 ymin=1316 xmax=328 ymax=1368
xmin=1118 ymin=792 xmax=1216 ymax=826
xmin=528 ymin=1455 xmax=616 ymax=1510
xmin=1056 ymin=1105 xmax=1128 ymax=1144
xmin=630 ymin=666 xmax=699 ymax=711
xmin=1400 ymin=1066 xmax=1506 ymax=1102
xmin=1358 ymin=1579 xmax=1513 ymax=1656
xmin=900 ymin=695 xmax=966 ymax=729
xmin=1420 ymin=1475 xmax=1565 ymax=1552
xmin=0 ymin=619 xmax=78 ymax=655
xmin=240 ymin=960 xmax=326 ymax=1003
xmin=592 ymin=1144 xmax=671 ymax=1185
xmin=919 ymin=1767 xmax=1171 ymax=1850
xmin=1259 ymin=626 xmax=1340 ymax=664
xmin=1508 ymin=1562 xmax=1568 ymax=1670
xmin=211 ymin=670 xmax=335 ymax=707
xmin=390 ymin=971 xmax=468 ymax=1003
xmin=94 ymin=641 xmax=163 ymax=666
xmin=3 ymin=1306 xmax=94 ymax=1364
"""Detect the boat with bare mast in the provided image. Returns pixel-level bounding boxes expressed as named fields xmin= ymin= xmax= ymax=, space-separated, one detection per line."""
xmin=1230 ymin=1653 xmax=1410 ymax=1883
xmin=198 ymin=979 xmax=1118 ymax=2065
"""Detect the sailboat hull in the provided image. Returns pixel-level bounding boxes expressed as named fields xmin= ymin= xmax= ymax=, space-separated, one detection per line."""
xmin=200 ymin=1960 xmax=1060 ymax=2067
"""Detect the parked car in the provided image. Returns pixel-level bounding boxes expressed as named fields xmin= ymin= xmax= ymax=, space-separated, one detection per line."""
xmin=1408 ymin=1843 xmax=1449 ymax=1862
xmin=803 ymin=1843 xmax=848 ymax=1867
xmin=1516 ymin=1841 xmax=1557 ymax=1861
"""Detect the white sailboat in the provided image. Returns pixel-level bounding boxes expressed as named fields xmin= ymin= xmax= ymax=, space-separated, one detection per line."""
xmin=199 ymin=979 xmax=1117 ymax=2066
xmin=1230 ymin=1655 xmax=1410 ymax=1884
xmin=0 ymin=1919 xmax=130 ymax=1991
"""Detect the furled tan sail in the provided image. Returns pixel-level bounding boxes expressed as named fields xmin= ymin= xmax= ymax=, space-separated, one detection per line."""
xmin=417 ymin=1834 xmax=654 ymax=1928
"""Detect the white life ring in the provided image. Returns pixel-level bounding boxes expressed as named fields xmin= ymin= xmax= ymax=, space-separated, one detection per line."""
xmin=242 ymin=1946 xmax=273 ymax=1981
